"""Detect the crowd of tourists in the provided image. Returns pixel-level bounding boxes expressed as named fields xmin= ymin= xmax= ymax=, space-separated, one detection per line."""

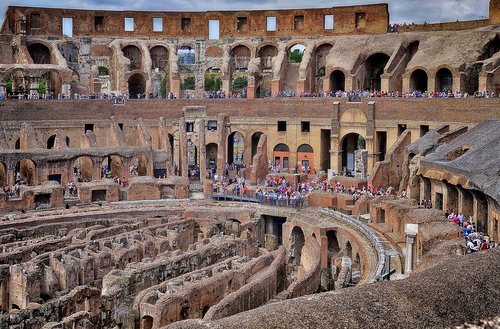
xmin=299 ymin=89 xmax=497 ymax=99
xmin=445 ymin=211 xmax=498 ymax=253
xmin=1 ymin=89 xmax=497 ymax=101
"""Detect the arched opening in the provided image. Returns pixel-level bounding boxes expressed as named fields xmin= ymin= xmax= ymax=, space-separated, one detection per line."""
xmin=231 ymin=45 xmax=251 ymax=71
xmin=473 ymin=191 xmax=488 ymax=234
xmin=180 ymin=306 xmax=189 ymax=320
xmin=326 ymin=230 xmax=340 ymax=254
xmin=15 ymin=138 xmax=20 ymax=150
xmin=28 ymin=43 xmax=51 ymax=64
xmin=256 ymin=45 xmax=278 ymax=97
xmin=101 ymin=155 xmax=123 ymax=179
xmin=314 ymin=43 xmax=333 ymax=92
xmin=228 ymin=219 xmax=242 ymax=236
xmin=72 ymin=157 xmax=93 ymax=182
xmin=150 ymin=45 xmax=169 ymax=70
xmin=180 ymin=74 xmax=195 ymax=91
xmin=297 ymin=144 xmax=314 ymax=173
xmin=187 ymin=139 xmax=198 ymax=178
xmin=122 ymin=45 xmax=142 ymax=70
xmin=341 ymin=133 xmax=365 ymax=176
xmin=11 ymin=304 xmax=20 ymax=310
xmin=94 ymin=66 xmax=110 ymax=94
xmin=59 ymin=42 xmax=78 ymax=64
xmin=16 ymin=159 xmax=36 ymax=185
xmin=130 ymin=155 xmax=149 ymax=176
xmin=436 ymin=68 xmax=453 ymax=92
xmin=227 ymin=132 xmax=244 ymax=165
xmin=178 ymin=46 xmax=195 ymax=65
xmin=410 ymin=69 xmax=428 ymax=92
xmin=345 ymin=241 xmax=353 ymax=259
xmin=47 ymin=135 xmax=56 ymax=149
xmin=202 ymin=305 xmax=210 ymax=318
xmin=363 ymin=53 xmax=390 ymax=91
xmin=204 ymin=67 xmax=222 ymax=93
xmin=289 ymin=44 xmax=305 ymax=63
xmin=142 ymin=315 xmax=154 ymax=329
xmin=128 ymin=73 xmax=146 ymax=99
xmin=168 ymin=134 xmax=174 ymax=162
xmin=273 ymin=143 xmax=290 ymax=172
xmin=330 ymin=70 xmax=345 ymax=92
xmin=206 ymin=143 xmax=218 ymax=171
xmin=251 ymin=132 xmax=263 ymax=159
xmin=480 ymin=34 xmax=500 ymax=60
xmin=258 ymin=45 xmax=278 ymax=71
xmin=289 ymin=226 xmax=305 ymax=266
xmin=261 ymin=215 xmax=287 ymax=247
xmin=0 ymin=162 xmax=6 ymax=187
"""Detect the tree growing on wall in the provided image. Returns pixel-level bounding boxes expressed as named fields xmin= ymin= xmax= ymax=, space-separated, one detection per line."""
xmin=290 ymin=50 xmax=303 ymax=63
xmin=231 ymin=76 xmax=248 ymax=91
xmin=181 ymin=76 xmax=195 ymax=90
xmin=5 ymin=79 xmax=12 ymax=94
xmin=38 ymin=79 xmax=47 ymax=95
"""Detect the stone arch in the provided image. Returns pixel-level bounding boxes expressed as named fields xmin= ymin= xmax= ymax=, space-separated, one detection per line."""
xmin=142 ymin=315 xmax=154 ymax=329
xmin=480 ymin=34 xmax=500 ymax=60
xmin=362 ymin=52 xmax=390 ymax=91
xmin=206 ymin=143 xmax=218 ymax=170
xmin=72 ymin=156 xmax=93 ymax=182
xmin=231 ymin=45 xmax=251 ymax=71
xmin=59 ymin=42 xmax=78 ymax=64
xmin=178 ymin=46 xmax=195 ymax=65
xmin=16 ymin=159 xmax=36 ymax=185
xmin=257 ymin=44 xmax=278 ymax=71
xmin=0 ymin=162 xmax=6 ymax=186
xmin=330 ymin=70 xmax=345 ymax=92
xmin=130 ymin=155 xmax=150 ymax=176
xmin=410 ymin=68 xmax=429 ymax=92
xmin=28 ymin=43 xmax=52 ymax=64
xmin=313 ymin=43 xmax=333 ymax=82
xmin=122 ymin=45 xmax=142 ymax=70
xmin=289 ymin=226 xmax=305 ymax=266
xmin=326 ymin=230 xmax=340 ymax=253
xmin=204 ymin=67 xmax=222 ymax=92
xmin=47 ymin=135 xmax=56 ymax=149
xmin=297 ymin=144 xmax=314 ymax=172
xmin=340 ymin=133 xmax=366 ymax=176
xmin=128 ymin=73 xmax=146 ymax=99
xmin=101 ymin=155 xmax=123 ymax=178
xmin=288 ymin=43 xmax=306 ymax=63
xmin=228 ymin=131 xmax=244 ymax=165
xmin=150 ymin=45 xmax=169 ymax=70
xmin=251 ymin=132 xmax=263 ymax=159
xmin=273 ymin=143 xmax=290 ymax=171
xmin=436 ymin=67 xmax=453 ymax=92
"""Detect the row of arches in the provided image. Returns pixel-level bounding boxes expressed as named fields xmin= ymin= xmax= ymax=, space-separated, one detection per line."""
xmin=0 ymin=155 xmax=151 ymax=187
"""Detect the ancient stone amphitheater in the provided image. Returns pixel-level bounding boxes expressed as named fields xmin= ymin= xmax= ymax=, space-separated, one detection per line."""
xmin=0 ymin=1 xmax=499 ymax=329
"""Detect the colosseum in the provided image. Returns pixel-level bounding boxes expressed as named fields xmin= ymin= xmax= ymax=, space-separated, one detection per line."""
xmin=0 ymin=1 xmax=499 ymax=328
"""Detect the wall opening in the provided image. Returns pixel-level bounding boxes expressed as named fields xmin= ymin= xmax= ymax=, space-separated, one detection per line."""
xmin=330 ymin=70 xmax=345 ymax=92
xmin=410 ymin=69 xmax=428 ymax=92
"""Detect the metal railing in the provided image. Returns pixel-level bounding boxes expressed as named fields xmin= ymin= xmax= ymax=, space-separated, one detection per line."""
xmin=320 ymin=208 xmax=385 ymax=283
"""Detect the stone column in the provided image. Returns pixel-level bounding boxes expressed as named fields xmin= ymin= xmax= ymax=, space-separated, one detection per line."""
xmin=178 ymin=118 xmax=188 ymax=178
xmin=330 ymin=102 xmax=341 ymax=174
xmin=404 ymin=224 xmax=418 ymax=274
xmin=197 ymin=119 xmax=207 ymax=180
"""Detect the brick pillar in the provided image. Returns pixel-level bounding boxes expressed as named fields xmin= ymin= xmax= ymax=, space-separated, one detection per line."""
xmin=247 ymin=86 xmax=255 ymax=99
xmin=271 ymin=79 xmax=281 ymax=96
xmin=170 ymin=78 xmax=180 ymax=99
xmin=178 ymin=117 xmax=188 ymax=177
xmin=296 ymin=79 xmax=306 ymax=96
xmin=197 ymin=119 xmax=207 ymax=180
xmin=330 ymin=102 xmax=341 ymax=174
xmin=216 ymin=114 xmax=227 ymax=176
